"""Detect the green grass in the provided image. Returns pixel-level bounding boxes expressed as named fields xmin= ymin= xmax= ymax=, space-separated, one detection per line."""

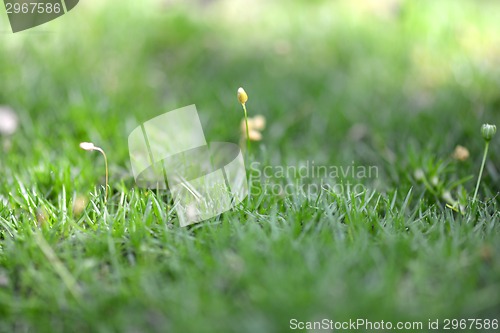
xmin=1 ymin=0 xmax=500 ymax=332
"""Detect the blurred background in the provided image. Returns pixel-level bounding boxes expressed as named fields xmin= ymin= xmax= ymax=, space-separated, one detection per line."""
xmin=1 ymin=0 xmax=500 ymax=190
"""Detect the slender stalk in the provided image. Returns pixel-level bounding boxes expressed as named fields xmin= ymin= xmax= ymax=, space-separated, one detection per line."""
xmin=242 ymin=103 xmax=250 ymax=155
xmin=80 ymin=142 xmax=109 ymax=202
xmin=473 ymin=141 xmax=489 ymax=202
xmin=94 ymin=147 xmax=109 ymax=202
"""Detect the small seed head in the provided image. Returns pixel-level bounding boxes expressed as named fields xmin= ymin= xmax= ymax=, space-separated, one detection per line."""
xmin=452 ymin=145 xmax=469 ymax=162
xmin=414 ymin=169 xmax=424 ymax=181
xmin=247 ymin=130 xmax=262 ymax=141
xmin=79 ymin=142 xmax=95 ymax=151
xmin=481 ymin=124 xmax=496 ymax=142
xmin=252 ymin=115 xmax=266 ymax=130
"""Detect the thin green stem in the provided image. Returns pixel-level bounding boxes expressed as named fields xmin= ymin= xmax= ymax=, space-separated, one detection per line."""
xmin=242 ymin=103 xmax=250 ymax=156
xmin=473 ymin=141 xmax=489 ymax=202
xmin=94 ymin=147 xmax=109 ymax=202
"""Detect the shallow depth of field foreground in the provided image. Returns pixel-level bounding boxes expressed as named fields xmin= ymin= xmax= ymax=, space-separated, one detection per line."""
xmin=0 ymin=0 xmax=499 ymax=332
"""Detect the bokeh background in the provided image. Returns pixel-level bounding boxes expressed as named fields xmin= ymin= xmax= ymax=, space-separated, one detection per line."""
xmin=2 ymin=0 xmax=500 ymax=183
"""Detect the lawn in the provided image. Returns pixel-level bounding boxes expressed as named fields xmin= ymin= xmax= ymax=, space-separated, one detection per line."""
xmin=0 ymin=0 xmax=499 ymax=332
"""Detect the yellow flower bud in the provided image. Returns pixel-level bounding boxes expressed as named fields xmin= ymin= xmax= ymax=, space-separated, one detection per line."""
xmin=237 ymin=87 xmax=248 ymax=105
